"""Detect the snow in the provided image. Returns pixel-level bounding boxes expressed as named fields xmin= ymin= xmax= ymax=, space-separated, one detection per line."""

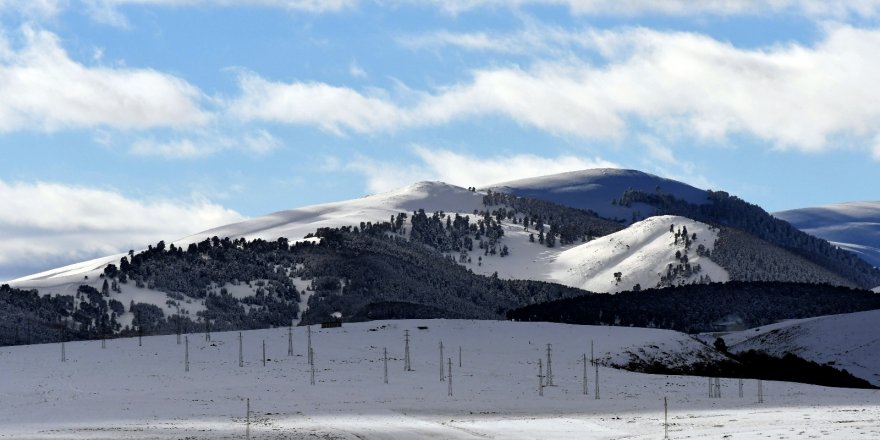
xmin=774 ymin=201 xmax=880 ymax=268
xmin=723 ymin=309 xmax=880 ymax=386
xmin=549 ymin=215 xmax=729 ymax=293
xmin=487 ymin=168 xmax=710 ymax=222
xmin=0 ymin=319 xmax=877 ymax=439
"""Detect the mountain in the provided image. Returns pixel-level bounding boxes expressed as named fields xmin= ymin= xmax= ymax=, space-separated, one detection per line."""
xmin=6 ymin=170 xmax=880 ymax=345
xmin=486 ymin=168 xmax=710 ymax=222
xmin=774 ymin=201 xmax=880 ymax=268
xmin=722 ymin=309 xmax=880 ymax=386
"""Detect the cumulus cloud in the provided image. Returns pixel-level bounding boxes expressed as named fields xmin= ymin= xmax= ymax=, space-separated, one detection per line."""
xmin=343 ymin=146 xmax=618 ymax=193
xmin=0 ymin=180 xmax=245 ymax=282
xmin=233 ymin=24 xmax=880 ymax=157
xmin=0 ymin=27 xmax=210 ymax=132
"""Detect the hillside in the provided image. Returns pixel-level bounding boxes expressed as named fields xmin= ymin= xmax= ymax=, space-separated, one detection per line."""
xmin=1 ymin=319 xmax=879 ymax=439
xmin=723 ymin=309 xmax=880 ymax=386
xmin=549 ymin=215 xmax=728 ymax=293
xmin=507 ymin=281 xmax=880 ymax=334
xmin=487 ymin=168 xmax=710 ymax=223
xmin=774 ymin=201 xmax=880 ymax=268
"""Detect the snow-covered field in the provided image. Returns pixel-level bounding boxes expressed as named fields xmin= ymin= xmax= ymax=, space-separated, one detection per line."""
xmin=1 ymin=319 xmax=878 ymax=439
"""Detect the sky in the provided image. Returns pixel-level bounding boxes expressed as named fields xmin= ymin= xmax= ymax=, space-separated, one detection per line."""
xmin=2 ymin=0 xmax=880 ymax=281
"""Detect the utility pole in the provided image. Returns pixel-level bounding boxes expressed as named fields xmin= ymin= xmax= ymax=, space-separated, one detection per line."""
xmin=245 ymin=398 xmax=250 ymax=440
xmin=545 ymin=344 xmax=554 ymax=386
xmin=593 ymin=340 xmax=599 ymax=400
xmin=538 ymin=358 xmax=544 ymax=397
xmin=262 ymin=340 xmax=266 ymax=367
xmin=185 ymin=335 xmax=190 ymax=372
xmin=738 ymin=378 xmax=744 ymax=398
xmin=176 ymin=305 xmax=181 ymax=345
xmin=383 ymin=347 xmax=389 ymax=384
xmin=404 ymin=330 xmax=412 ymax=372
xmin=239 ymin=332 xmax=244 ymax=368
xmin=583 ymin=353 xmax=588 ymax=395
xmin=757 ymin=380 xmax=764 ymax=404
xmin=307 ymin=325 xmax=313 ymax=365
xmin=310 ymin=347 xmax=316 ymax=385
xmin=287 ymin=325 xmax=293 ymax=356
xmin=138 ymin=326 xmax=142 ymax=347
xmin=447 ymin=357 xmax=453 ymax=397
xmin=663 ymin=397 xmax=670 ymax=440
xmin=440 ymin=341 xmax=445 ymax=381
xmin=459 ymin=346 xmax=462 ymax=368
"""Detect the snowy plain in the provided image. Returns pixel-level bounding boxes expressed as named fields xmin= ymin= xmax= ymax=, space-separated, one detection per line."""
xmin=0 ymin=319 xmax=878 ymax=439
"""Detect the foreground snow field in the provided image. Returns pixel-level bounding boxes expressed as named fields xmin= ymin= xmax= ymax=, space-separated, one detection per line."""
xmin=1 ymin=320 xmax=878 ymax=439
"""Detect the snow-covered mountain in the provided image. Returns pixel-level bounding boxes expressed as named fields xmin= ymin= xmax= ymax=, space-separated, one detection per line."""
xmin=774 ymin=201 xmax=880 ymax=268
xmin=487 ymin=168 xmax=710 ymax=222
xmin=722 ymin=309 xmax=880 ymax=386
xmin=7 ymin=170 xmax=876 ymax=333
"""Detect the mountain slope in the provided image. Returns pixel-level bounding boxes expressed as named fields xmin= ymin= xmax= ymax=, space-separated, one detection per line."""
xmin=725 ymin=309 xmax=880 ymax=386
xmin=550 ymin=215 xmax=728 ymax=292
xmin=486 ymin=168 xmax=709 ymax=222
xmin=774 ymin=201 xmax=880 ymax=268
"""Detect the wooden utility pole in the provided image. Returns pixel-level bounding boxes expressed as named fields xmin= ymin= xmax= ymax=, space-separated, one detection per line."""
xmin=262 ymin=340 xmax=266 ymax=367
xmin=185 ymin=335 xmax=190 ymax=372
xmin=239 ymin=332 xmax=244 ymax=368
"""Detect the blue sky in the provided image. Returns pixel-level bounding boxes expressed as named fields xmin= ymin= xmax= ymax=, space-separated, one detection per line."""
xmin=2 ymin=0 xmax=880 ymax=280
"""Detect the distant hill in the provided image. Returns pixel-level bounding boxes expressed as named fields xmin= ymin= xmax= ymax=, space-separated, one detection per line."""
xmin=774 ymin=201 xmax=880 ymax=268
xmin=486 ymin=168 xmax=709 ymax=223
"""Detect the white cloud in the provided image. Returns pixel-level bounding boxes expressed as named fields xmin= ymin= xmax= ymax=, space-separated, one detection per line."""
xmin=418 ymin=0 xmax=880 ymax=19
xmin=229 ymin=72 xmax=402 ymax=135
xmin=129 ymin=129 xmax=281 ymax=159
xmin=233 ymin=24 xmax=880 ymax=158
xmin=0 ymin=0 xmax=64 ymax=19
xmin=349 ymin=60 xmax=367 ymax=78
xmin=83 ymin=0 xmax=356 ymax=26
xmin=345 ymin=146 xmax=619 ymax=193
xmin=0 ymin=27 xmax=210 ymax=132
xmin=0 ymin=180 xmax=245 ymax=281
